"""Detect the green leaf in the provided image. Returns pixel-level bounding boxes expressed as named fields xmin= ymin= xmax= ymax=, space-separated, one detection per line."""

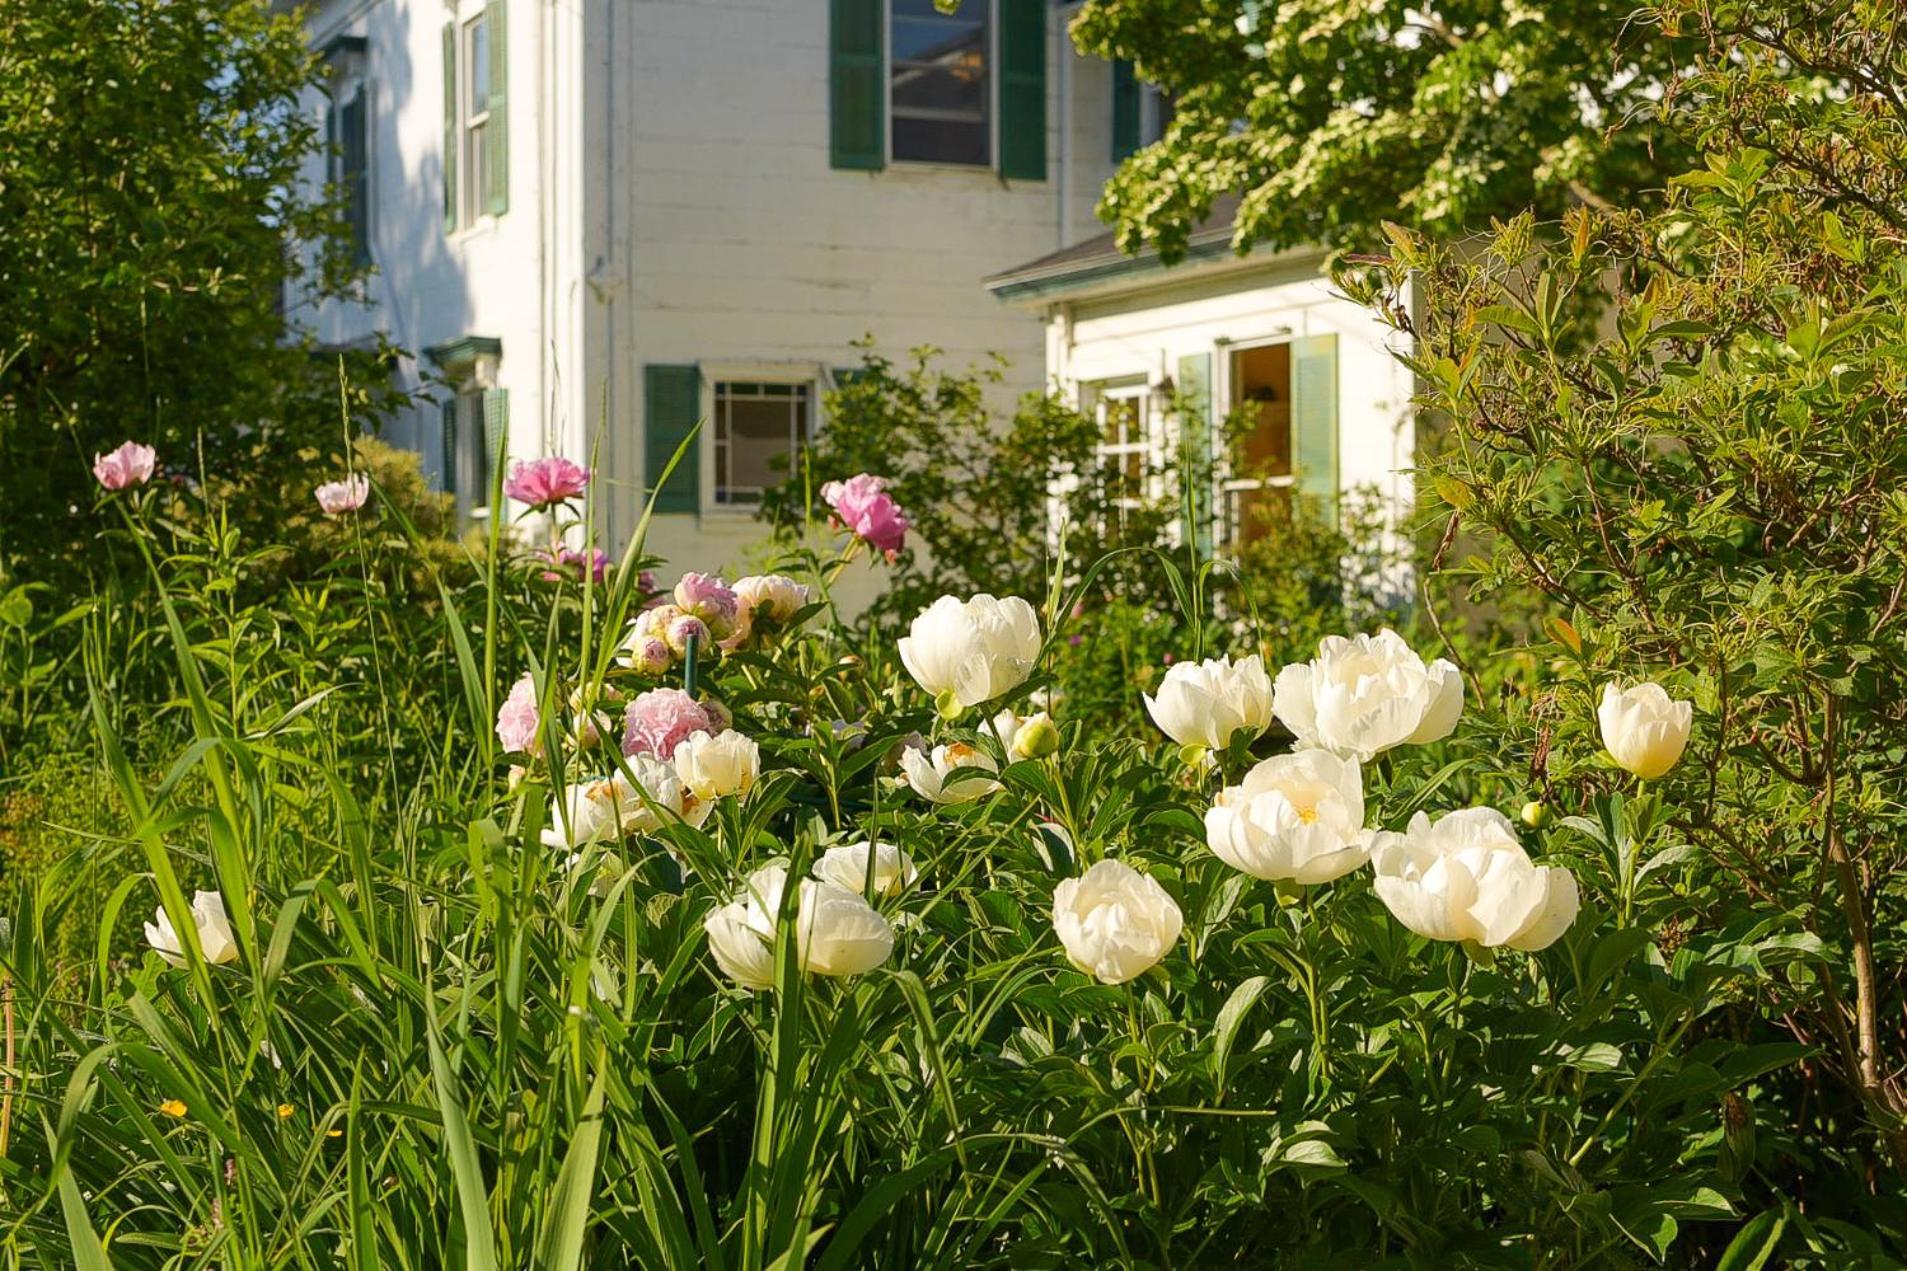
xmin=426 ymin=1022 xmax=499 ymax=1271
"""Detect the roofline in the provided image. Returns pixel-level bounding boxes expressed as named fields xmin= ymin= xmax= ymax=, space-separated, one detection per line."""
xmin=987 ymin=237 xmax=1330 ymax=309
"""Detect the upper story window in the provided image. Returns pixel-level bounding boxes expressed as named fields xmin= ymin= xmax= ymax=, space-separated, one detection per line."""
xmin=322 ymin=36 xmax=370 ymax=265
xmin=829 ymin=0 xmax=1044 ymax=180
xmin=713 ymin=381 xmax=813 ymax=507
xmin=890 ymin=0 xmax=989 ymax=166
xmin=443 ymin=1 xmax=508 ymax=231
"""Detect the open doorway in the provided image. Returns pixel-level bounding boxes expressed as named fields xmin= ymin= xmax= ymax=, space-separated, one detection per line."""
xmin=1223 ymin=341 xmax=1294 ymax=545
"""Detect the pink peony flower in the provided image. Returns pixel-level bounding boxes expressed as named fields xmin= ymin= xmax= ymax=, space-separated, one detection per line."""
xmin=673 ymin=572 xmax=740 ymax=638
xmin=496 ymin=672 xmax=540 ymax=753
xmin=93 ymin=441 xmax=158 ymax=491
xmin=503 ymin=456 xmax=591 ymax=508
xmin=621 ymin=688 xmax=716 ymax=759
xmin=821 ymin=473 xmax=909 ymax=560
xmin=540 ymin=546 xmax=610 ymax=583
xmin=314 ymin=474 xmax=371 ymax=516
xmin=664 ymin=612 xmax=712 ymax=657
xmin=626 ymin=636 xmax=672 ymax=677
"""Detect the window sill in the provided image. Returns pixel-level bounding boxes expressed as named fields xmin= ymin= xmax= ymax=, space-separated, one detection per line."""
xmin=882 ymin=159 xmax=1003 ymax=178
xmin=447 ymin=214 xmax=501 ymax=243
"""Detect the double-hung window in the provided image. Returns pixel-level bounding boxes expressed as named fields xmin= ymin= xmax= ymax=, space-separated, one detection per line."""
xmin=712 ymin=381 xmax=813 ymax=507
xmin=829 ymin=0 xmax=1045 ymax=179
xmin=443 ymin=2 xmax=508 ymax=231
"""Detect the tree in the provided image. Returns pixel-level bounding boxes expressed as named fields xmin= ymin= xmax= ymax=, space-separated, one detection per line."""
xmin=1069 ymin=0 xmax=1700 ymax=261
xmin=1348 ymin=0 xmax=1907 ymax=1209
xmin=0 ymin=0 xmax=403 ymax=589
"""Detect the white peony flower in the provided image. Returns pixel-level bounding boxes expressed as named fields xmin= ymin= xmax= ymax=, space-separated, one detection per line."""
xmin=704 ymin=863 xmax=786 ymax=992
xmin=1051 ymin=859 xmax=1183 ymax=985
xmin=1205 ymin=750 xmax=1374 ymax=884
xmin=795 ymin=880 xmax=898 ymax=977
xmin=813 ymin=841 xmax=918 ymax=898
xmin=991 ymin=706 xmax=1067 ymax=755
xmin=541 ymin=756 xmax=685 ymax=848
xmin=145 ymin=890 xmax=240 ymax=967
xmin=1271 ymin=629 xmax=1463 ymax=760
xmin=1598 ymin=681 xmax=1693 ymax=780
xmin=900 ymin=741 xmax=1001 ymax=805
xmin=673 ymin=728 xmax=760 ymax=802
xmin=1369 ymin=808 xmax=1579 ymax=951
xmin=703 ymin=862 xmax=894 ymax=990
xmin=898 ymin=593 xmax=1042 ymax=713
xmin=1144 ymin=654 xmax=1274 ymax=752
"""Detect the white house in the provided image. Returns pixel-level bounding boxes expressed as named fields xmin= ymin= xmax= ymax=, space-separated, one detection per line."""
xmin=286 ymin=0 xmax=1158 ymax=590
xmin=985 ymin=194 xmax=1418 ymax=594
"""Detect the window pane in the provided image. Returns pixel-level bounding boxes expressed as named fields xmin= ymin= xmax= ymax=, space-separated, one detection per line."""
xmin=466 ymin=17 xmax=490 ymax=115
xmin=890 ymin=0 xmax=988 ymax=166
xmin=714 ymin=382 xmax=810 ymax=505
xmin=892 ymin=116 xmax=988 ymax=166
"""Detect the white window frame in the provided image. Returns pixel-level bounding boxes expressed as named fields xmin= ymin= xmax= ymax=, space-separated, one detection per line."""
xmin=886 ymin=0 xmax=996 ymax=169
xmin=699 ymin=362 xmax=828 ymax=514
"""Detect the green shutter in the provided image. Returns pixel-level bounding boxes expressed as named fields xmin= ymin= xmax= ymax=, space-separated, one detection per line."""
xmin=645 ymin=364 xmax=702 ymax=515
xmin=442 ymin=22 xmax=457 ymax=231
xmin=482 ymin=389 xmax=509 ymax=498
xmin=1177 ymin=352 xmax=1214 ymax=558
xmin=441 ymin=397 xmax=460 ymax=497
xmin=484 ymin=0 xmax=508 ymax=216
xmin=998 ymin=0 xmax=1047 ymax=181
xmin=1111 ymin=59 xmax=1139 ymax=161
xmin=829 ymin=0 xmax=884 ymax=171
xmin=1292 ymin=334 xmax=1340 ymax=529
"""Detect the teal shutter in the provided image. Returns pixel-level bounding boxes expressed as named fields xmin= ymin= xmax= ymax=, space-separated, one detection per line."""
xmin=441 ymin=22 xmax=457 ymax=231
xmin=482 ymin=389 xmax=509 ymax=496
xmin=829 ymin=0 xmax=884 ymax=171
xmin=441 ymin=397 xmax=460 ymax=496
xmin=1292 ymin=335 xmax=1340 ymax=529
xmin=1176 ymin=353 xmax=1214 ymax=558
xmin=1111 ymin=59 xmax=1139 ymax=160
xmin=645 ymin=364 xmax=702 ymax=514
xmin=484 ymin=0 xmax=508 ymax=216
xmin=998 ymin=0 xmax=1047 ymax=181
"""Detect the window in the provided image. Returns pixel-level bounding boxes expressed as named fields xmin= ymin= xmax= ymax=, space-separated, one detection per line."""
xmin=1095 ymin=383 xmax=1154 ymax=532
xmin=328 ymin=80 xmax=370 ymax=264
xmin=1222 ymin=342 xmax=1295 ymax=545
xmin=890 ymin=0 xmax=990 ymax=166
xmin=443 ymin=3 xmax=507 ymax=230
xmin=713 ymin=381 xmax=812 ymax=506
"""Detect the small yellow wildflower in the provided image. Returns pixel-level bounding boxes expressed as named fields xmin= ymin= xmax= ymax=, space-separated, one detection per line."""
xmin=158 ymin=1099 xmax=188 ymax=1119
xmin=326 ymin=1128 xmax=343 ymax=1139
xmin=276 ymin=1104 xmax=295 ymax=1120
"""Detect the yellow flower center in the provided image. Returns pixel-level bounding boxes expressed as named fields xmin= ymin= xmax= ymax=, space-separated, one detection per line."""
xmin=1296 ymin=805 xmax=1319 ymax=825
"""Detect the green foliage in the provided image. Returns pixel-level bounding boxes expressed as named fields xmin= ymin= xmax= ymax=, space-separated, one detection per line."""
xmin=1344 ymin=0 xmax=1907 ymax=1236
xmin=0 ymin=0 xmax=410 ymax=597
xmin=1068 ymin=0 xmax=1699 ymax=261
